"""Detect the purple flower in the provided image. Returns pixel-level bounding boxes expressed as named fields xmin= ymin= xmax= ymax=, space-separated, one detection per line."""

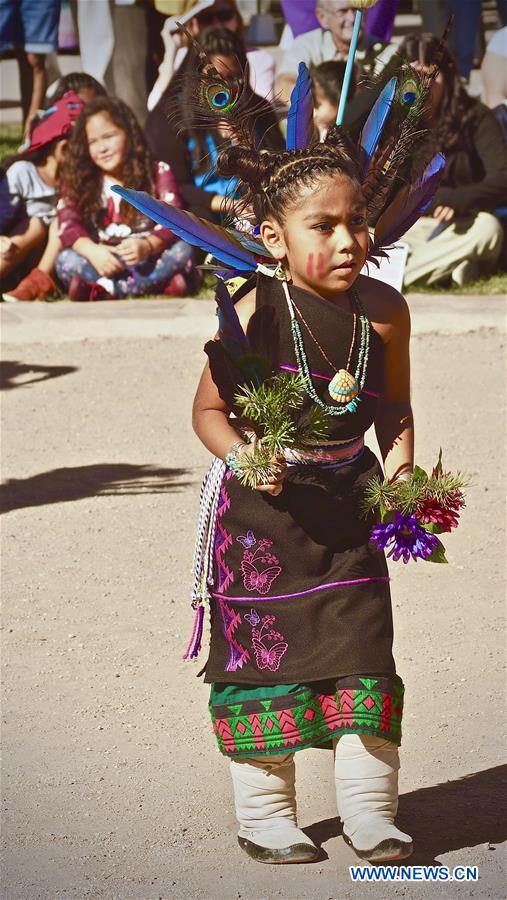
xmin=370 ymin=512 xmax=439 ymax=564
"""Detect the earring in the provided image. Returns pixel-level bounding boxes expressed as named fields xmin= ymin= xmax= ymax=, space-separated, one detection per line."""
xmin=274 ymin=262 xmax=291 ymax=282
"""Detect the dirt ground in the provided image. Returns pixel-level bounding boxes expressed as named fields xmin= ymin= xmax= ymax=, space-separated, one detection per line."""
xmin=1 ymin=296 xmax=505 ymax=900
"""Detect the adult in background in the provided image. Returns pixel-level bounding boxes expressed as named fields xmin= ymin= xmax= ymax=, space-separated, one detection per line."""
xmin=74 ymin=0 xmax=149 ymax=126
xmin=0 ymin=0 xmax=62 ymax=140
xmin=275 ymin=0 xmax=397 ymax=108
xmin=398 ymin=34 xmax=506 ymax=288
xmin=145 ymin=26 xmax=283 ymax=230
xmin=481 ymin=27 xmax=507 ymax=138
xmin=147 ymin=0 xmax=275 ymax=110
xmin=279 ymin=0 xmax=397 ymax=45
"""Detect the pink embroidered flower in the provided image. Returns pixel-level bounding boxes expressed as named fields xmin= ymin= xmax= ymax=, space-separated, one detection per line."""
xmin=258 ymin=538 xmax=273 ymax=550
xmin=240 ymin=537 xmax=282 ymax=594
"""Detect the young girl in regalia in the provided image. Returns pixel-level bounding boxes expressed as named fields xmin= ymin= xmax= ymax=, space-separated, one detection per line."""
xmin=113 ymin=21 xmax=463 ymax=866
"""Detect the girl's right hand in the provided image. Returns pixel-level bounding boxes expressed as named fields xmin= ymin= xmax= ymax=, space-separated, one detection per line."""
xmin=88 ymin=244 xmax=125 ymax=277
xmin=238 ymin=444 xmax=287 ymax=497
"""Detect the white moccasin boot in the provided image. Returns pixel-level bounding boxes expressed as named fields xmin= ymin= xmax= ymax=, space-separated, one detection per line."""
xmin=230 ymin=753 xmax=319 ymax=864
xmin=334 ymin=733 xmax=413 ymax=862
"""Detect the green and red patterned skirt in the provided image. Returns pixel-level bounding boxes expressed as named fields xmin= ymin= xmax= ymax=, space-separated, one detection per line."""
xmin=209 ymin=673 xmax=404 ymax=758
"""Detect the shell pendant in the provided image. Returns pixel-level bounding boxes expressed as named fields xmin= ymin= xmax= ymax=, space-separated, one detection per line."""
xmin=328 ymin=369 xmax=359 ymax=403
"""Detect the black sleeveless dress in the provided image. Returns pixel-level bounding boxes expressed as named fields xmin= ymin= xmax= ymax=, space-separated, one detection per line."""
xmin=205 ymin=274 xmax=404 ymax=757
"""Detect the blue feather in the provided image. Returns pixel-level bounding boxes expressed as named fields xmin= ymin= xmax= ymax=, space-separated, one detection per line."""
xmin=359 ymin=77 xmax=397 ymax=176
xmin=228 ymin=228 xmax=273 ymax=259
xmin=286 ymin=62 xmax=314 ymax=151
xmin=215 ymin=280 xmax=248 ymax=355
xmin=372 ymin=152 xmax=446 ymax=250
xmin=111 ymin=187 xmax=257 ymax=271
xmin=211 ymin=282 xmax=273 ymax=391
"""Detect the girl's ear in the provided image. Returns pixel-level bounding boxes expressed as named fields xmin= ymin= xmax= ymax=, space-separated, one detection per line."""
xmin=259 ymin=218 xmax=287 ymax=261
xmin=55 ymin=139 xmax=69 ymax=162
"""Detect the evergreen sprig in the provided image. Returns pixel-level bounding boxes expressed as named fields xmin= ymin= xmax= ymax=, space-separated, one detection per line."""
xmin=229 ymin=445 xmax=283 ymax=490
xmin=362 ymin=456 xmax=468 ymax=521
xmin=231 ymin=373 xmax=331 ymax=487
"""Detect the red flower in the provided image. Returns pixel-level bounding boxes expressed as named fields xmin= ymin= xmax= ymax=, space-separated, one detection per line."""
xmin=416 ymin=497 xmax=460 ymax=532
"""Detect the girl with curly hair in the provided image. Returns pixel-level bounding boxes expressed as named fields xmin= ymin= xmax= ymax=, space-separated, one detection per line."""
xmin=55 ymin=97 xmax=194 ymax=300
xmin=399 ymin=34 xmax=506 ymax=287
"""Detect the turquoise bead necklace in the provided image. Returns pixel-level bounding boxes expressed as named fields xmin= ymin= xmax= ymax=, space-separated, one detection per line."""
xmin=282 ymin=280 xmax=370 ymax=416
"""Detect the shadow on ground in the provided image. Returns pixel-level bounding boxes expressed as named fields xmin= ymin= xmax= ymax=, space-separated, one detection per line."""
xmin=303 ymin=765 xmax=506 ymax=864
xmin=0 ymin=463 xmax=193 ymax=513
xmin=1 ymin=360 xmax=78 ymax=390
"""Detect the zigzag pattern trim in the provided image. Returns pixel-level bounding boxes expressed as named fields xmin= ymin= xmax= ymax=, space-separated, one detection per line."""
xmin=209 ymin=682 xmax=404 ymax=756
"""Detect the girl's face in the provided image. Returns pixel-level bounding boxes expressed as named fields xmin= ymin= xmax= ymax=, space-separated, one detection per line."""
xmin=261 ymin=174 xmax=369 ymax=301
xmin=313 ymin=84 xmax=338 ymax=135
xmin=85 ymin=111 xmax=128 ymax=178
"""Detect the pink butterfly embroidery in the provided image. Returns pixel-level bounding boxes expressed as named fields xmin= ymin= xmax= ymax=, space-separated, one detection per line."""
xmin=248 ymin=610 xmax=288 ymax=673
xmin=252 ymin=637 xmax=288 ymax=672
xmin=236 ymin=530 xmax=256 ymax=549
xmin=244 ymin=609 xmax=260 ymax=626
xmin=241 ymin=560 xmax=281 ymax=594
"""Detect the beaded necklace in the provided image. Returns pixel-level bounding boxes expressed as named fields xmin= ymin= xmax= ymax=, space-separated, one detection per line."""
xmin=282 ymin=281 xmax=370 ymax=416
xmin=289 ymin=293 xmax=358 ymax=395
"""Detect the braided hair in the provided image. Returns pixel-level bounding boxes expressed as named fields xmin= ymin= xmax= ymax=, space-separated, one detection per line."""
xmin=218 ymin=126 xmax=362 ymax=223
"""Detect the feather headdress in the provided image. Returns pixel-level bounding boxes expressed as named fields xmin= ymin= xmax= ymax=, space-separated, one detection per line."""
xmin=113 ymin=24 xmax=448 ymax=275
xmin=165 ymin=23 xmax=273 ymax=151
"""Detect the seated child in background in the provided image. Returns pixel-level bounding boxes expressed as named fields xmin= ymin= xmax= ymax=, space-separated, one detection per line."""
xmin=0 ymin=92 xmax=85 ymax=301
xmin=311 ymin=61 xmax=350 ymax=140
xmin=5 ymin=78 xmax=108 ymax=302
xmin=55 ymin=96 xmax=195 ymax=300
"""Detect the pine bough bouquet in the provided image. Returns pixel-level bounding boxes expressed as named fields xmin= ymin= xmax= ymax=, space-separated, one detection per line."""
xmin=231 ymin=372 xmax=330 ymax=488
xmin=202 ymin=282 xmax=331 ymax=488
xmin=363 ymin=450 xmax=467 ymax=564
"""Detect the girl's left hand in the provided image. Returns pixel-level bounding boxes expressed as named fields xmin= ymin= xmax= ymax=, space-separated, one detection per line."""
xmin=117 ymin=237 xmax=151 ymax=265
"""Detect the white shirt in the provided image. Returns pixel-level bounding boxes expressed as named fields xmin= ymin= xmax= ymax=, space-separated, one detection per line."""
xmin=4 ymin=161 xmax=55 ymax=225
xmin=487 ymin=26 xmax=507 ymax=57
xmin=277 ymin=27 xmax=397 ymax=79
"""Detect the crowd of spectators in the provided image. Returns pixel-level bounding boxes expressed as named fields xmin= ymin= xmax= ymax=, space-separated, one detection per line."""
xmin=1 ymin=0 xmax=506 ymax=302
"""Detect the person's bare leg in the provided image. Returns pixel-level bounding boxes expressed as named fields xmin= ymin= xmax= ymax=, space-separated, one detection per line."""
xmin=37 ymin=219 xmax=61 ymax=275
xmin=16 ymin=50 xmax=33 ymax=122
xmin=24 ymin=53 xmax=47 ymax=139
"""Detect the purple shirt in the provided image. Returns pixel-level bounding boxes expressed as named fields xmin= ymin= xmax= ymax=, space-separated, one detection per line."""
xmin=280 ymin=0 xmax=318 ymax=37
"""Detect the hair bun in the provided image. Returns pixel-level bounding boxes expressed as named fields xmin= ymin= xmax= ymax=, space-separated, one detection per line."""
xmin=217 ymin=145 xmax=275 ymax=190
